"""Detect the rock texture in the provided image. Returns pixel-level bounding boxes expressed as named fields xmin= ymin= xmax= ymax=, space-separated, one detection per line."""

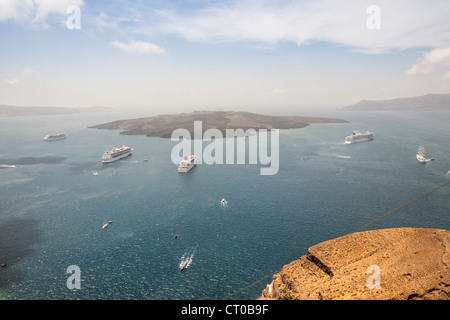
xmin=261 ymin=228 xmax=450 ymax=300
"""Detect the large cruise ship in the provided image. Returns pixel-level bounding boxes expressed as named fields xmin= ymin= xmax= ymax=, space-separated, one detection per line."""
xmin=102 ymin=145 xmax=133 ymax=163
xmin=178 ymin=155 xmax=196 ymax=173
xmin=345 ymin=131 xmax=374 ymax=144
xmin=43 ymin=133 xmax=66 ymax=141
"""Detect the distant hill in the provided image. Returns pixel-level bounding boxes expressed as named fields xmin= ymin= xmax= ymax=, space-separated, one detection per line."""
xmin=0 ymin=105 xmax=112 ymax=117
xmin=343 ymin=94 xmax=450 ymax=111
xmin=89 ymin=110 xmax=348 ymax=138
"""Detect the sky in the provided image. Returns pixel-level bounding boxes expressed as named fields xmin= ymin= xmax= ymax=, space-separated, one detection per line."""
xmin=1 ymin=0 xmax=450 ymax=115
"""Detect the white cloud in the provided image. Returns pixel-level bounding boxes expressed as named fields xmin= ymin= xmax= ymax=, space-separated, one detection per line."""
xmin=94 ymin=12 xmax=120 ymax=32
xmin=22 ymin=67 xmax=36 ymax=75
xmin=407 ymin=47 xmax=450 ymax=79
xmin=0 ymin=0 xmax=84 ymax=27
xmin=443 ymin=71 xmax=450 ymax=81
xmin=0 ymin=0 xmax=32 ymax=23
xmin=272 ymin=88 xmax=287 ymax=95
xmin=141 ymin=0 xmax=450 ymax=54
xmin=2 ymin=0 xmax=449 ymax=55
xmin=4 ymin=78 xmax=20 ymax=85
xmin=110 ymin=40 xmax=166 ymax=54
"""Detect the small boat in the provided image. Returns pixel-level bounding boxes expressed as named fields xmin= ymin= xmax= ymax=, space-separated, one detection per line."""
xmin=179 ymin=261 xmax=187 ymax=271
xmin=416 ymin=144 xmax=434 ymax=164
xmin=416 ymin=153 xmax=427 ymax=164
xmin=102 ymin=221 xmax=108 ymax=229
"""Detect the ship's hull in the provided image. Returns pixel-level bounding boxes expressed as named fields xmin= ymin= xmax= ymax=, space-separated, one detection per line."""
xmin=178 ymin=162 xmax=195 ymax=173
xmin=102 ymin=151 xmax=132 ymax=163
xmin=345 ymin=132 xmax=374 ymax=144
xmin=416 ymin=154 xmax=427 ymax=164
xmin=44 ymin=134 xmax=66 ymax=141
xmin=344 ymin=136 xmax=373 ymax=144
xmin=178 ymin=155 xmax=196 ymax=173
xmin=102 ymin=148 xmax=133 ymax=163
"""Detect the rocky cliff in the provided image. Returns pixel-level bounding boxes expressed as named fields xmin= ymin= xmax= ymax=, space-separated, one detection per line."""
xmin=261 ymin=228 xmax=449 ymax=300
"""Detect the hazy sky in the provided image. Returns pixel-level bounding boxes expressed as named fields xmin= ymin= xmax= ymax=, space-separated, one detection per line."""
xmin=1 ymin=0 xmax=450 ymax=114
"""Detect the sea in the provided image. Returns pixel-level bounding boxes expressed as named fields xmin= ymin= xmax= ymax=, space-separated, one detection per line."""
xmin=0 ymin=109 xmax=449 ymax=300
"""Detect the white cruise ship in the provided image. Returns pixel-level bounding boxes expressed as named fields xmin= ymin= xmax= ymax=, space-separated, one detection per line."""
xmin=43 ymin=133 xmax=66 ymax=141
xmin=345 ymin=131 xmax=374 ymax=144
xmin=102 ymin=145 xmax=133 ymax=163
xmin=178 ymin=155 xmax=196 ymax=173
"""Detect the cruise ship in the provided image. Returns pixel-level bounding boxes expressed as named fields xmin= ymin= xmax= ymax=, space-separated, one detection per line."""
xmin=102 ymin=145 xmax=133 ymax=163
xmin=345 ymin=131 xmax=374 ymax=144
xmin=43 ymin=133 xmax=66 ymax=141
xmin=178 ymin=155 xmax=196 ymax=173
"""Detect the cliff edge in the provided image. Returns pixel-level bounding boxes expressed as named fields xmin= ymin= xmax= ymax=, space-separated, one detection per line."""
xmin=261 ymin=228 xmax=449 ymax=300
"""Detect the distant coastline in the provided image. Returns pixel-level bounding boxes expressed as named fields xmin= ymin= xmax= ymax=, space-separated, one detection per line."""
xmin=343 ymin=93 xmax=450 ymax=111
xmin=88 ymin=110 xmax=349 ymax=138
xmin=0 ymin=105 xmax=113 ymax=117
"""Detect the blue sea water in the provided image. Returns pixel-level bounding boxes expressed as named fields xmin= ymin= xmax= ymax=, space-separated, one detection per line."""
xmin=0 ymin=110 xmax=449 ymax=300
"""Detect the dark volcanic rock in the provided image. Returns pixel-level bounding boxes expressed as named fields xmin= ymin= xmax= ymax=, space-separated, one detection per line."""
xmin=89 ymin=110 xmax=348 ymax=138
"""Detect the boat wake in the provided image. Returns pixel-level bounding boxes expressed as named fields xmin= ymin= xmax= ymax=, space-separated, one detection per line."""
xmin=179 ymin=248 xmax=196 ymax=271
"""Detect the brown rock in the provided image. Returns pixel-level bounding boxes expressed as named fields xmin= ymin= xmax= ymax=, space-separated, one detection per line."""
xmin=261 ymin=228 xmax=450 ymax=300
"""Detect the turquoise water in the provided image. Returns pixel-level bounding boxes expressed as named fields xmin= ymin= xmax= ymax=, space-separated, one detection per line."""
xmin=0 ymin=110 xmax=449 ymax=300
